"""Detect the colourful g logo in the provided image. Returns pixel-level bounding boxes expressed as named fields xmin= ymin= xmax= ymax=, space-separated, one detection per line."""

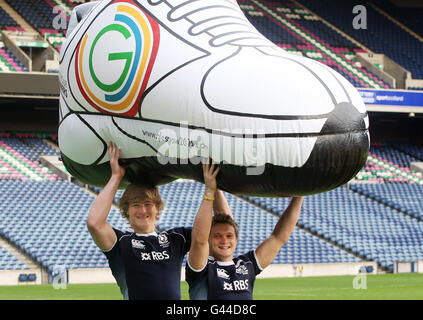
xmin=75 ymin=1 xmax=159 ymax=116
xmin=89 ymin=24 xmax=134 ymax=99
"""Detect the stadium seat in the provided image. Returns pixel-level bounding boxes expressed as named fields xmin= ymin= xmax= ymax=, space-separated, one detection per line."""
xmin=27 ymin=273 xmax=36 ymax=282
xmin=18 ymin=273 xmax=28 ymax=282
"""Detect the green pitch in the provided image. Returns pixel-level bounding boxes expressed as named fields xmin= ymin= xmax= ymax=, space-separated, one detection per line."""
xmin=0 ymin=274 xmax=422 ymax=300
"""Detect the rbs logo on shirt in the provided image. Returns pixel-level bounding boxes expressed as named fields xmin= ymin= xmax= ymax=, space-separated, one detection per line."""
xmin=141 ymin=251 xmax=170 ymax=261
xmin=223 ymin=279 xmax=249 ymax=291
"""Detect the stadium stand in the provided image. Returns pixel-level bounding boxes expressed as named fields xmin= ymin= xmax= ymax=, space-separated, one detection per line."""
xmin=370 ymin=143 xmax=421 ymax=168
xmin=353 ymin=142 xmax=423 ymax=184
xmin=1 ymin=0 xmax=423 ymax=282
xmin=0 ymin=179 xmax=129 ymax=272
xmin=369 ymin=0 xmax=423 ymax=38
xmin=0 ymin=245 xmax=29 ymax=270
xmin=296 ymin=0 xmax=423 ymax=80
xmin=350 ymin=183 xmax=423 ymax=221
xmin=0 ymin=5 xmax=19 ymax=30
xmin=244 ymin=187 xmax=423 ymax=272
xmin=0 ymin=47 xmax=28 ymax=72
xmin=6 ymin=0 xmax=55 ymax=30
xmin=356 ymin=154 xmax=422 ymax=184
xmin=390 ymin=142 xmax=423 ymax=161
xmin=239 ymin=0 xmax=392 ymax=89
xmin=1 ymin=0 xmax=70 ymax=57
xmin=0 ymin=136 xmax=59 ymax=181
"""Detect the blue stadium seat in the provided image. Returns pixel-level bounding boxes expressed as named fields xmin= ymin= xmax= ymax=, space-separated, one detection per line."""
xmin=18 ymin=273 xmax=28 ymax=282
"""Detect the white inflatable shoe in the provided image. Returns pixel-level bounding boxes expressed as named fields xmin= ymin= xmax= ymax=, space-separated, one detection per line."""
xmin=58 ymin=0 xmax=369 ymax=196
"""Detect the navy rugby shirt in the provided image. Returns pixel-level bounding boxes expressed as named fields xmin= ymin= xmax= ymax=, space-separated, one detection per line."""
xmin=104 ymin=227 xmax=191 ymax=300
xmin=186 ymin=250 xmax=263 ymax=300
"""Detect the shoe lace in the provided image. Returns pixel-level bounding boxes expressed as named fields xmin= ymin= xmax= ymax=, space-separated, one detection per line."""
xmin=147 ymin=0 xmax=273 ymax=47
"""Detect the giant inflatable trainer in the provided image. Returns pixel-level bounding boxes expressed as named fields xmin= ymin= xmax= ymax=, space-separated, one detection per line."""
xmin=58 ymin=0 xmax=369 ymax=196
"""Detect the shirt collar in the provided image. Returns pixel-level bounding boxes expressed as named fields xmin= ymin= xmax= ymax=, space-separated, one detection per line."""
xmin=209 ymin=256 xmax=234 ymax=266
xmin=128 ymin=228 xmax=158 ymax=237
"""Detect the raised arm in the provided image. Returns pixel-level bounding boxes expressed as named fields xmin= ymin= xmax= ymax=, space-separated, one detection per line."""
xmin=213 ymin=190 xmax=233 ymax=219
xmin=86 ymin=142 xmax=126 ymax=251
xmin=188 ymin=161 xmax=220 ymax=271
xmin=255 ymin=197 xmax=304 ymax=269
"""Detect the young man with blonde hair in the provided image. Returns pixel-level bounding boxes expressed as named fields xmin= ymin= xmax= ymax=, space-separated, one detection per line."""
xmin=87 ymin=142 xmax=228 ymax=300
xmin=87 ymin=142 xmax=191 ymax=300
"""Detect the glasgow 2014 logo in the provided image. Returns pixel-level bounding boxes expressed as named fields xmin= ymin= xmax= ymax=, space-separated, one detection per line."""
xmin=74 ymin=1 xmax=159 ymax=116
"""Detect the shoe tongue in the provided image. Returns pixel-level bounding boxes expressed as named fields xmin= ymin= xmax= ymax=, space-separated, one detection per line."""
xmin=202 ymin=47 xmax=335 ymax=117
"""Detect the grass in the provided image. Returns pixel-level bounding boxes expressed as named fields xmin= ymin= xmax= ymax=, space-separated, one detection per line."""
xmin=0 ymin=283 xmax=123 ymax=300
xmin=0 ymin=274 xmax=422 ymax=300
xmin=252 ymin=273 xmax=423 ymax=300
